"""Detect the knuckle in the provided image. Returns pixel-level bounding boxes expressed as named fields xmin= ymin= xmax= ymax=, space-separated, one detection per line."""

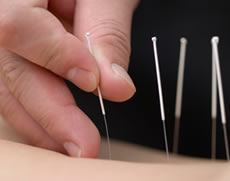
xmin=38 ymin=112 xmax=56 ymax=134
xmin=38 ymin=109 xmax=72 ymax=142
xmin=38 ymin=34 xmax=63 ymax=71
xmin=89 ymin=19 xmax=131 ymax=52
xmin=89 ymin=19 xmax=131 ymax=68
xmin=1 ymin=59 xmax=23 ymax=87
xmin=38 ymin=112 xmax=65 ymax=137
xmin=0 ymin=52 xmax=27 ymax=100
xmin=1 ymin=60 xmax=18 ymax=82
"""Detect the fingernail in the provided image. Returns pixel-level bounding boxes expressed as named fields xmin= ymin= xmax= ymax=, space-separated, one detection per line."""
xmin=64 ymin=142 xmax=81 ymax=157
xmin=67 ymin=67 xmax=97 ymax=92
xmin=112 ymin=64 xmax=136 ymax=90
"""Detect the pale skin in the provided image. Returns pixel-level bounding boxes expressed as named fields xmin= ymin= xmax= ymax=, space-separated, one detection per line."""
xmin=0 ymin=0 xmax=137 ymax=157
xmin=1 ymin=1 xmax=230 ymax=180
xmin=0 ymin=117 xmax=230 ymax=180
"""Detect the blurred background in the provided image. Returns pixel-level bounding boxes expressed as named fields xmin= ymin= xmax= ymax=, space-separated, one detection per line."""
xmin=67 ymin=0 xmax=230 ymax=159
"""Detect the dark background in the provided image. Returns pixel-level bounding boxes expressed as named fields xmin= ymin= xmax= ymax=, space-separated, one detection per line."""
xmin=67 ymin=0 xmax=230 ymax=159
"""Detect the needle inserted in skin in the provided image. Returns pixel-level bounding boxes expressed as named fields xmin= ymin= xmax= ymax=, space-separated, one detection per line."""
xmin=211 ymin=41 xmax=217 ymax=160
xmin=85 ymin=32 xmax=112 ymax=159
xmin=211 ymin=37 xmax=229 ymax=161
xmin=152 ymin=37 xmax=169 ymax=159
xmin=173 ymin=38 xmax=187 ymax=154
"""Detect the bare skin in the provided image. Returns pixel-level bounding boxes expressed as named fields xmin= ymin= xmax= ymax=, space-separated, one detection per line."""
xmin=0 ymin=117 xmax=230 ymax=181
xmin=1 ymin=2 xmax=230 ymax=180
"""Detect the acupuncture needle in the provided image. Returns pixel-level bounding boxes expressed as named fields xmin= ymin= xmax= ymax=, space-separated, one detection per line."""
xmin=152 ymin=37 xmax=169 ymax=159
xmin=211 ymin=40 xmax=217 ymax=160
xmin=211 ymin=36 xmax=230 ymax=161
xmin=173 ymin=38 xmax=187 ymax=154
xmin=85 ymin=32 xmax=112 ymax=160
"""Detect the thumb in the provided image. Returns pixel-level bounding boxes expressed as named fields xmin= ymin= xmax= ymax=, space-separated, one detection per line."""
xmin=74 ymin=0 xmax=139 ymax=102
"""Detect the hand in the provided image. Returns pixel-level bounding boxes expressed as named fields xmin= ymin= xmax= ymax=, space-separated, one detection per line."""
xmin=0 ymin=0 xmax=138 ymax=157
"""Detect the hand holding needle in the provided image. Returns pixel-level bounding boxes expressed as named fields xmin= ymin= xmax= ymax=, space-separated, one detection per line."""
xmin=85 ymin=32 xmax=112 ymax=159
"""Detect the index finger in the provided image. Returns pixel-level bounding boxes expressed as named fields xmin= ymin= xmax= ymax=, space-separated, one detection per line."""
xmin=0 ymin=0 xmax=99 ymax=92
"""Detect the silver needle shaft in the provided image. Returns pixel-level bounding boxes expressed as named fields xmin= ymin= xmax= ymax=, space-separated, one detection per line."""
xmin=173 ymin=38 xmax=187 ymax=154
xmin=212 ymin=37 xmax=229 ymax=161
xmin=85 ymin=32 xmax=112 ymax=159
xmin=211 ymin=41 xmax=217 ymax=160
xmin=152 ymin=37 xmax=169 ymax=159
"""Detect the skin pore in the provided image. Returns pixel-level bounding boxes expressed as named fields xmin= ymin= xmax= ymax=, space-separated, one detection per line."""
xmin=0 ymin=116 xmax=230 ymax=181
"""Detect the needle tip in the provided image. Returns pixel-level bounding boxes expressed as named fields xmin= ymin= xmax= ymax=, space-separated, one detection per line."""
xmin=212 ymin=36 xmax=219 ymax=44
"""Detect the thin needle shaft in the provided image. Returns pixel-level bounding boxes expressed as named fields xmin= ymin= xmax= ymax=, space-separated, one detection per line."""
xmin=173 ymin=38 xmax=187 ymax=154
xmin=152 ymin=37 xmax=169 ymax=159
xmin=212 ymin=37 xmax=229 ymax=161
xmin=85 ymin=32 xmax=111 ymax=159
xmin=211 ymin=42 xmax=217 ymax=160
